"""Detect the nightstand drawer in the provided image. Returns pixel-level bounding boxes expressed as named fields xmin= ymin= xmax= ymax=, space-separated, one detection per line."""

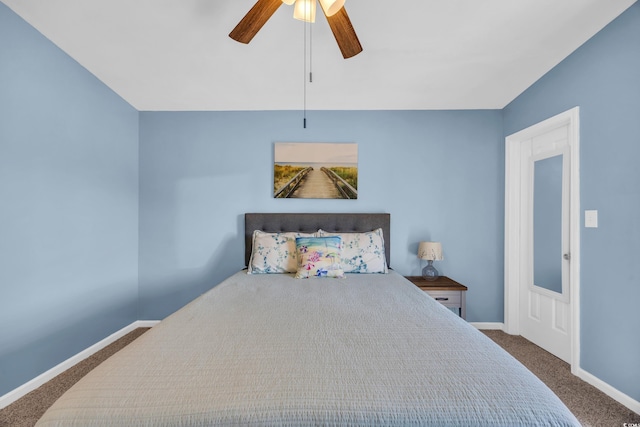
xmin=422 ymin=290 xmax=461 ymax=305
xmin=404 ymin=276 xmax=467 ymax=319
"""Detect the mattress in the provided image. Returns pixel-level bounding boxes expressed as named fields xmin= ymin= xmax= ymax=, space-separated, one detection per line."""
xmin=36 ymin=271 xmax=580 ymax=426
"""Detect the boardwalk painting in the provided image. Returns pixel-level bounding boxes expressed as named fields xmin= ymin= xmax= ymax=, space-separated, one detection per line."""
xmin=274 ymin=142 xmax=358 ymax=199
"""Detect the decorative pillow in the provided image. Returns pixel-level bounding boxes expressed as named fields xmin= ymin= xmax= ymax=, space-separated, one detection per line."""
xmin=317 ymin=228 xmax=388 ymax=273
xmin=248 ymin=230 xmax=315 ymax=274
xmin=295 ymin=236 xmax=345 ymax=279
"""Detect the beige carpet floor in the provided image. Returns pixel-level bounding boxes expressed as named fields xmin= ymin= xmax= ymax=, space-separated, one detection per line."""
xmin=0 ymin=328 xmax=149 ymax=427
xmin=482 ymin=330 xmax=640 ymax=427
xmin=1 ymin=328 xmax=638 ymax=426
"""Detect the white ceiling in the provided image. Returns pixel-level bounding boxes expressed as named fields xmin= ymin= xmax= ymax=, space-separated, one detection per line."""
xmin=2 ymin=0 xmax=636 ymax=111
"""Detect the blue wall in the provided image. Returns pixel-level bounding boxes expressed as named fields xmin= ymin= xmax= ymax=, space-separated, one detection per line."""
xmin=0 ymin=4 xmax=139 ymax=396
xmin=138 ymin=110 xmax=505 ymax=320
xmin=503 ymin=2 xmax=640 ymax=401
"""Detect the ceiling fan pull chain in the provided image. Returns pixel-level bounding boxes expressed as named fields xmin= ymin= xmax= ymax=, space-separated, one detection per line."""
xmin=309 ymin=17 xmax=313 ymax=83
xmin=303 ymin=12 xmax=307 ymax=129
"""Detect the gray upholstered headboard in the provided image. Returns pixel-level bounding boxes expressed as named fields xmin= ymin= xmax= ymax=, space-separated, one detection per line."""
xmin=245 ymin=213 xmax=391 ymax=268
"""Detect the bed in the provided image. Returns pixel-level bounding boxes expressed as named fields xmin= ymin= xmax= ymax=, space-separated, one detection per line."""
xmin=36 ymin=213 xmax=580 ymax=426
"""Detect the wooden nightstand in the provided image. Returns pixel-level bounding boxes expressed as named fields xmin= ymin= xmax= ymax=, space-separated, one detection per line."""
xmin=405 ymin=276 xmax=467 ymax=320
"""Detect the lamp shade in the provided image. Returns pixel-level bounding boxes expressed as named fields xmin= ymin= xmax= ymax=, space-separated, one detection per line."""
xmin=282 ymin=0 xmax=296 ymax=5
xmin=318 ymin=0 xmax=345 ymax=16
xmin=293 ymin=0 xmax=316 ymax=22
xmin=418 ymin=242 xmax=443 ymax=261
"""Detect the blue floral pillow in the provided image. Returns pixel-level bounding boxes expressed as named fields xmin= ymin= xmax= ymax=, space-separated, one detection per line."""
xmin=295 ymin=236 xmax=345 ymax=279
xmin=317 ymin=228 xmax=388 ymax=273
xmin=248 ymin=230 xmax=315 ymax=274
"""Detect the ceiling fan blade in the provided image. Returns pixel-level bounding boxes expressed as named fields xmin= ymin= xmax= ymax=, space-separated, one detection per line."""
xmin=229 ymin=0 xmax=283 ymax=44
xmin=324 ymin=7 xmax=363 ymax=59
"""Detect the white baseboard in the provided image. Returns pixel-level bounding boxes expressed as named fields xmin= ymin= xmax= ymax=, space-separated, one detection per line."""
xmin=0 ymin=320 xmax=159 ymax=410
xmin=576 ymin=367 xmax=640 ymax=415
xmin=470 ymin=322 xmax=504 ymax=330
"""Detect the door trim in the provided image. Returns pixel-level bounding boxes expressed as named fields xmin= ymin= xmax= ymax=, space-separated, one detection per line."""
xmin=504 ymin=107 xmax=580 ymax=374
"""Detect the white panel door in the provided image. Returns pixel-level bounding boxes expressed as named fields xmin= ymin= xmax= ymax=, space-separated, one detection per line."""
xmin=518 ymin=125 xmax=572 ymax=363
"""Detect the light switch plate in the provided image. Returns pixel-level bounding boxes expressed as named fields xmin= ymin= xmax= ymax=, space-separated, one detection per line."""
xmin=585 ymin=210 xmax=598 ymax=228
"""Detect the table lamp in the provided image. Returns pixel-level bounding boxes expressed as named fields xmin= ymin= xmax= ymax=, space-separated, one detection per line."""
xmin=418 ymin=241 xmax=443 ymax=281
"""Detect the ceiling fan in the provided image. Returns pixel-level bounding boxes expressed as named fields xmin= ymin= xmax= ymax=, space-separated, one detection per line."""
xmin=229 ymin=0 xmax=363 ymax=59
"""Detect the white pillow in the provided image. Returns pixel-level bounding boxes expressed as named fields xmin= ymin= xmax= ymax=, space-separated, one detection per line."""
xmin=247 ymin=230 xmax=315 ymax=274
xmin=317 ymin=228 xmax=388 ymax=273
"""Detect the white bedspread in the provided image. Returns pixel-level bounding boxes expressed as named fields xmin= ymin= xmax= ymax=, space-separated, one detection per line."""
xmin=37 ymin=271 xmax=580 ymax=426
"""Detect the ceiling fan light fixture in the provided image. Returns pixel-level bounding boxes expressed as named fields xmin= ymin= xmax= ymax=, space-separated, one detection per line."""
xmin=318 ymin=0 xmax=345 ymax=17
xmin=230 ymin=0 xmax=361 ymax=59
xmin=293 ymin=0 xmax=316 ymax=23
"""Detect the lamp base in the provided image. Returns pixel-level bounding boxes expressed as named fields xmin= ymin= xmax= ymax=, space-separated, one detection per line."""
xmin=422 ymin=260 xmax=439 ymax=281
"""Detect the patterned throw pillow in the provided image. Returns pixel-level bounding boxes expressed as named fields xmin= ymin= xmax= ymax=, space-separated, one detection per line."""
xmin=248 ymin=230 xmax=315 ymax=274
xmin=295 ymin=236 xmax=345 ymax=279
xmin=317 ymin=228 xmax=388 ymax=273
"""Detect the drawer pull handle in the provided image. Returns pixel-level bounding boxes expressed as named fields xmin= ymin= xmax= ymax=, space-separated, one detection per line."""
xmin=435 ymin=297 xmax=449 ymax=301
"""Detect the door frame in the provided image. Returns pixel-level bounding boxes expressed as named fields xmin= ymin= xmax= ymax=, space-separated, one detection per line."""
xmin=504 ymin=107 xmax=580 ymax=374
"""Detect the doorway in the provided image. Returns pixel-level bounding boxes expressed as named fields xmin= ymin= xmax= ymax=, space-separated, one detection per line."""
xmin=504 ymin=107 xmax=580 ymax=371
